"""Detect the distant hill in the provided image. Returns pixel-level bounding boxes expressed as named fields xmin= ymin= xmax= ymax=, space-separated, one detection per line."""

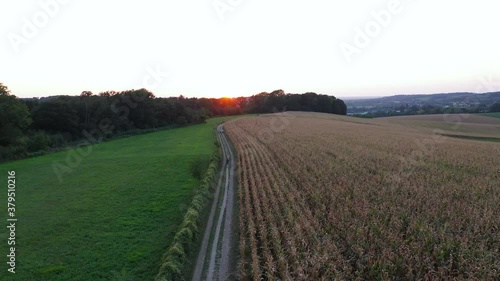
xmin=345 ymin=92 xmax=500 ymax=115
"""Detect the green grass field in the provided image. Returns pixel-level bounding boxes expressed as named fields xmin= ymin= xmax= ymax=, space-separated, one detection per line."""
xmin=0 ymin=116 xmax=235 ymax=280
xmin=439 ymin=133 xmax=500 ymax=142
xmin=480 ymin=112 xmax=500 ymax=118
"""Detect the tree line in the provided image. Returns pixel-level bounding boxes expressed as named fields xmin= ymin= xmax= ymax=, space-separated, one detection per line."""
xmin=0 ymin=84 xmax=347 ymax=161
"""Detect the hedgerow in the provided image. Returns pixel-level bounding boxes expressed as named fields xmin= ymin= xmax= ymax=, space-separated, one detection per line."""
xmin=155 ymin=150 xmax=220 ymax=281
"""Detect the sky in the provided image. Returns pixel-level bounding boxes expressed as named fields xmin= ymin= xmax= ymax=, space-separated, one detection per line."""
xmin=1 ymin=0 xmax=500 ymax=99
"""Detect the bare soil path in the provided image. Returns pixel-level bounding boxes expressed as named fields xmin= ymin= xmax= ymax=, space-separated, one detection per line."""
xmin=192 ymin=124 xmax=237 ymax=281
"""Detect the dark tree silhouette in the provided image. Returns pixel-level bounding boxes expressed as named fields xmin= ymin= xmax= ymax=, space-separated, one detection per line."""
xmin=0 ymin=83 xmax=348 ymax=161
xmin=0 ymin=84 xmax=31 ymax=146
xmin=490 ymin=102 xmax=500 ymax=112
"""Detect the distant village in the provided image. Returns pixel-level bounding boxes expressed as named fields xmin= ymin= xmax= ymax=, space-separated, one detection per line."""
xmin=345 ymin=92 xmax=500 ymax=117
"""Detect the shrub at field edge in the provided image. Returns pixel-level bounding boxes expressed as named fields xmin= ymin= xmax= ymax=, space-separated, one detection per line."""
xmin=155 ymin=150 xmax=221 ymax=281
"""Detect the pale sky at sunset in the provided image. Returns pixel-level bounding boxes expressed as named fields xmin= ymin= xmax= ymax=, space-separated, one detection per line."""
xmin=1 ymin=0 xmax=499 ymax=99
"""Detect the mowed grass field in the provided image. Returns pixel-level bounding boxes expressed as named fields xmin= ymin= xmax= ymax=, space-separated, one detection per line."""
xmin=226 ymin=112 xmax=499 ymax=280
xmin=0 ymin=117 xmax=234 ymax=280
xmin=481 ymin=112 xmax=500 ymax=119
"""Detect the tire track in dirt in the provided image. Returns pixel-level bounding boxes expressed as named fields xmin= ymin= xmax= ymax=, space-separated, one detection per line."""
xmin=192 ymin=124 xmax=236 ymax=281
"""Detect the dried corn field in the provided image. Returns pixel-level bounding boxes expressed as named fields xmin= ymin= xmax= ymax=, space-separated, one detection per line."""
xmin=225 ymin=112 xmax=500 ymax=280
